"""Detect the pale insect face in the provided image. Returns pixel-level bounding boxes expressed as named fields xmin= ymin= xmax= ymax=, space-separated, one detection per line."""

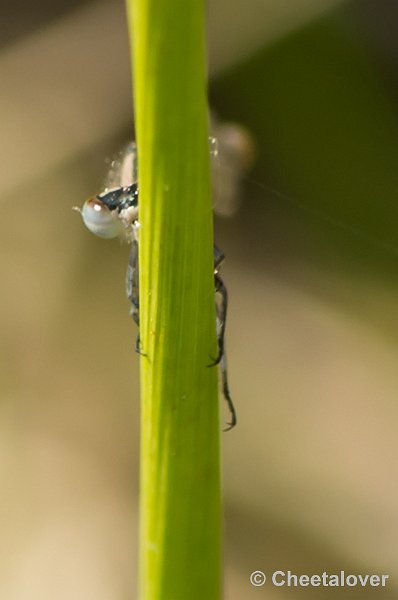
xmin=77 ymin=142 xmax=139 ymax=241
xmin=80 ymin=196 xmax=126 ymax=239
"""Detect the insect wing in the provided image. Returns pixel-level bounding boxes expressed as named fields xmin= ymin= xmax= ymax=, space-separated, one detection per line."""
xmin=210 ymin=118 xmax=255 ymax=217
xmin=103 ymin=142 xmax=138 ymax=191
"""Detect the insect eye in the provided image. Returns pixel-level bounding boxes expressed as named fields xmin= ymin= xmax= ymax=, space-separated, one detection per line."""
xmin=81 ymin=197 xmax=124 ymax=239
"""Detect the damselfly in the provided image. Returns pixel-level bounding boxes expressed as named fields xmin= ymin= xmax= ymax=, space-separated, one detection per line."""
xmin=75 ymin=135 xmax=250 ymax=430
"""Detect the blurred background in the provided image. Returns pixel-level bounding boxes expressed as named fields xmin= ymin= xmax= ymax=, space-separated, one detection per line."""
xmin=1 ymin=0 xmax=398 ymax=597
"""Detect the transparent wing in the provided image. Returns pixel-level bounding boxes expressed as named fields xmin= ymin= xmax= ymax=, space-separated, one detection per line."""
xmin=101 ymin=118 xmax=254 ymax=215
xmin=210 ymin=116 xmax=255 ymax=217
xmin=103 ymin=142 xmax=138 ymax=191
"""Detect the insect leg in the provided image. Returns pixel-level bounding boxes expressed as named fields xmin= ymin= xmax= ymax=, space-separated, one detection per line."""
xmin=220 ymin=353 xmax=237 ymax=431
xmin=212 ymin=271 xmax=227 ymax=366
xmin=209 ymin=245 xmax=226 ymax=366
xmin=214 ymin=269 xmax=237 ymax=430
xmin=126 ymin=239 xmax=142 ymax=354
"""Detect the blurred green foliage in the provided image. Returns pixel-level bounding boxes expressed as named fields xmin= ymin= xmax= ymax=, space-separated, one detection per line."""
xmin=212 ymin=9 xmax=398 ymax=283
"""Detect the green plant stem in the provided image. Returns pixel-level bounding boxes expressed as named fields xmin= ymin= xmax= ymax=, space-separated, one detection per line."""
xmin=126 ymin=1 xmax=222 ymax=598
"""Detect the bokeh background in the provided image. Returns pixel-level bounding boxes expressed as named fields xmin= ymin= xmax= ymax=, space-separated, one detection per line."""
xmin=1 ymin=0 xmax=398 ymax=597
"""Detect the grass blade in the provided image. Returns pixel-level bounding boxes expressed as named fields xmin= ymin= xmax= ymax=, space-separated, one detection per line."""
xmin=126 ymin=1 xmax=222 ymax=598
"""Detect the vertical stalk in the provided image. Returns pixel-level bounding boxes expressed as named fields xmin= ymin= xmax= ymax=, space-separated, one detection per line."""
xmin=126 ymin=1 xmax=222 ymax=599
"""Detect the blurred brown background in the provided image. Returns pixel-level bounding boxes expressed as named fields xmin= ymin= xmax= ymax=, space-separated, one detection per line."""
xmin=1 ymin=0 xmax=398 ymax=597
